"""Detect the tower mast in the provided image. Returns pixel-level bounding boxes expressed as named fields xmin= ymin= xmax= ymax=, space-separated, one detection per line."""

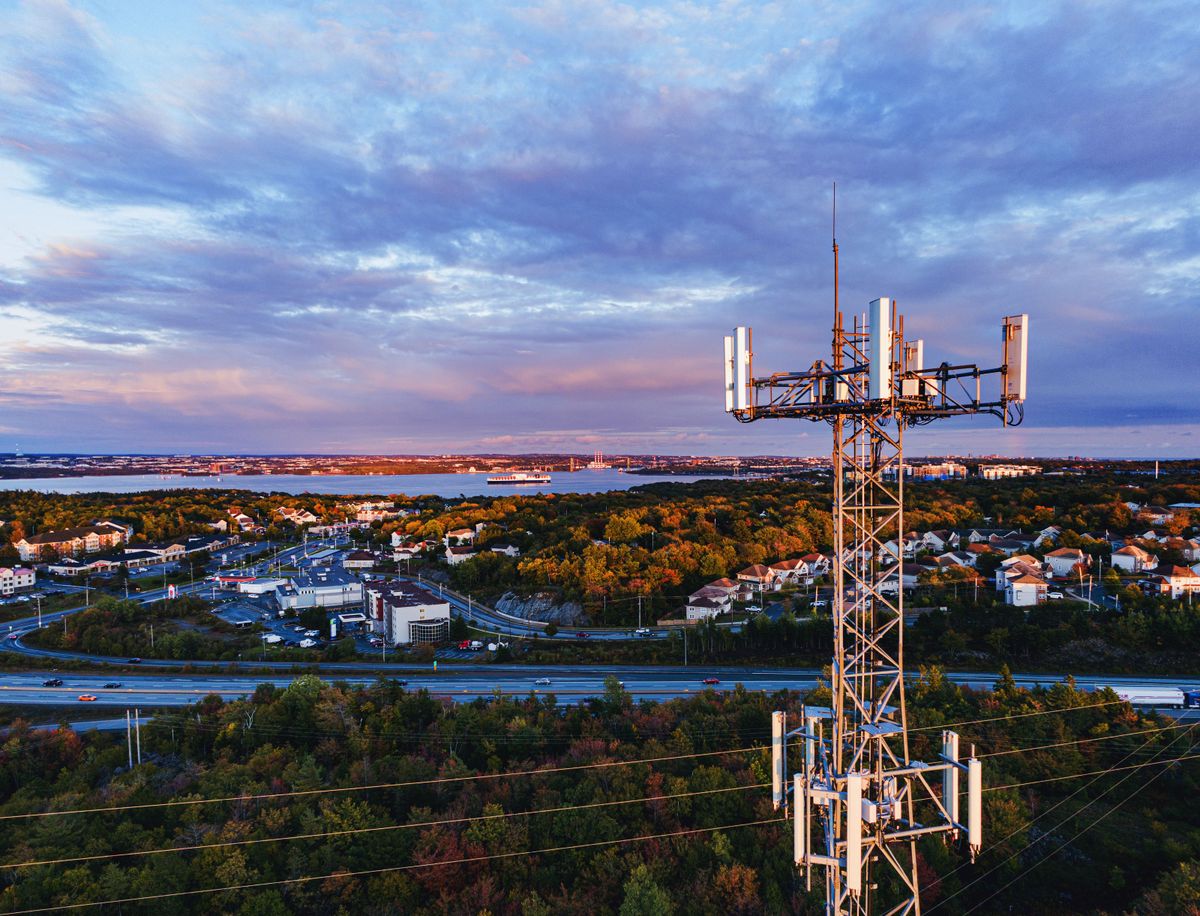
xmin=725 ymin=212 xmax=1029 ymax=914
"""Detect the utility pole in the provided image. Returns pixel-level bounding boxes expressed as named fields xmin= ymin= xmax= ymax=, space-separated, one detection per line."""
xmin=135 ymin=708 xmax=142 ymax=764
xmin=126 ymin=710 xmax=133 ymax=768
xmin=724 ymin=202 xmax=1027 ymax=914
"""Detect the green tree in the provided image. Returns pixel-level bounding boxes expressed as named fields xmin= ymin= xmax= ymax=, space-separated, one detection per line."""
xmin=620 ymin=865 xmax=673 ymax=916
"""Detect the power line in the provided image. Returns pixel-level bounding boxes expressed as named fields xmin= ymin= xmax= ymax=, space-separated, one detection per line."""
xmin=964 ymin=736 xmax=1192 ymax=914
xmin=5 ymin=782 xmax=766 ymax=871
xmin=986 ymin=747 xmax=1200 ymax=792
xmin=925 ymin=716 xmax=1200 ymax=906
xmin=928 ymin=720 xmax=1200 ymax=912
xmin=0 ymin=743 xmax=760 ymax=822
xmin=4 ymin=816 xmax=786 ymax=914
xmin=978 ymin=720 xmax=1193 ymax=758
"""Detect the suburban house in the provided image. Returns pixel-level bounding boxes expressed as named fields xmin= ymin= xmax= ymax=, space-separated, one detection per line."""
xmin=1006 ymin=573 xmax=1048 ymax=606
xmin=0 ymin=566 xmax=35 ymax=595
xmin=800 ymin=553 xmax=832 ymax=576
xmin=704 ymin=577 xmax=740 ymax=595
xmin=445 ymin=545 xmax=476 ymax=566
xmin=962 ymin=528 xmax=1018 ymax=544
xmin=277 ymin=507 xmax=319 ymax=526
xmin=1034 ymin=526 xmax=1062 ymax=547
xmin=1164 ymin=538 xmax=1200 ymax=562
xmin=364 ymin=582 xmax=450 ymax=645
xmin=688 ymin=586 xmax=734 ymax=608
xmin=995 ymin=557 xmax=1046 ymax=592
xmin=769 ymin=558 xmax=811 ymax=585
xmin=1044 ymin=547 xmax=1090 ymax=579
xmin=1111 ymin=545 xmax=1158 ymax=574
xmin=938 ymin=551 xmax=978 ymax=568
xmin=1137 ymin=506 xmax=1175 ymax=526
xmin=15 ymin=521 xmax=127 ymax=562
xmin=446 ymin=527 xmax=476 ymax=545
xmin=922 ymin=530 xmax=958 ymax=552
xmin=1150 ymin=565 xmax=1200 ymax=600
xmin=736 ymin=564 xmax=778 ymax=591
xmin=489 ymin=543 xmax=521 ymax=557
xmin=228 ymin=511 xmax=262 ymax=533
xmin=989 ymin=537 xmax=1032 ymax=557
xmin=685 ymin=596 xmax=726 ymax=621
xmin=393 ymin=542 xmax=424 ymax=562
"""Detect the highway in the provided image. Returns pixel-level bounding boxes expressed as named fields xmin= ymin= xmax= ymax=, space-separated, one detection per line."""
xmin=4 ymin=666 xmax=1200 ymax=710
xmin=4 ymin=540 xmax=1197 ymax=721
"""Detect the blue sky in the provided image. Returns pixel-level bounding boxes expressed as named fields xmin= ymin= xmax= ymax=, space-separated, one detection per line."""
xmin=0 ymin=0 xmax=1197 ymax=457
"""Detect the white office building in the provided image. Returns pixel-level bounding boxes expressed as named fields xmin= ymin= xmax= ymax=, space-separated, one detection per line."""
xmin=275 ymin=568 xmax=363 ymax=611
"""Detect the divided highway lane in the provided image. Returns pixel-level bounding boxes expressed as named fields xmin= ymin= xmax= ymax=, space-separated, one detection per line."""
xmin=3 ymin=668 xmax=1200 ymax=709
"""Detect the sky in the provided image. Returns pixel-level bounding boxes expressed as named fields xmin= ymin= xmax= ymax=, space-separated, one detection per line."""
xmin=0 ymin=0 xmax=1197 ymax=458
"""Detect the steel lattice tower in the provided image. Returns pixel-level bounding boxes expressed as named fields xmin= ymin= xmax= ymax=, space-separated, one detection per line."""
xmin=725 ymin=219 xmax=1028 ymax=915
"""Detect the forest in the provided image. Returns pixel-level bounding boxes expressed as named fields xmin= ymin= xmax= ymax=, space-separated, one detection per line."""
xmin=2 ymin=674 xmax=1200 ymax=913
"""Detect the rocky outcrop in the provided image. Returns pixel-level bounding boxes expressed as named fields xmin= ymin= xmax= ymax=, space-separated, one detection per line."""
xmin=495 ymin=591 xmax=585 ymax=625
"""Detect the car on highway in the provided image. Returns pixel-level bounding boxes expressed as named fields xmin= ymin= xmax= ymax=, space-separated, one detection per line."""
xmin=77 ymin=694 xmax=98 ymax=702
xmin=102 ymin=682 xmax=122 ymax=689
xmin=535 ymin=678 xmax=552 ymax=686
xmin=6 ymin=632 xmax=18 ymax=640
xmin=42 ymin=678 xmax=63 ymax=687
xmin=575 ymin=632 xmax=590 ymax=638
xmin=634 ymin=628 xmax=651 ymax=637
xmin=128 ymin=658 xmax=142 ymax=664
xmin=702 ymin=677 xmax=721 ymax=685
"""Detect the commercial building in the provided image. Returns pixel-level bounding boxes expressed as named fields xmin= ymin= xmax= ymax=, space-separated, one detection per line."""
xmin=364 ymin=582 xmax=450 ymax=645
xmin=15 ymin=521 xmax=127 ymax=561
xmin=275 ymin=568 xmax=363 ymax=611
xmin=978 ymin=464 xmax=1041 ymax=480
xmin=0 ymin=566 xmax=35 ymax=595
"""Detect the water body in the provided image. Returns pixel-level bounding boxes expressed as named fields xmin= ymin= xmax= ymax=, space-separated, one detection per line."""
xmin=0 ymin=468 xmax=726 ymax=498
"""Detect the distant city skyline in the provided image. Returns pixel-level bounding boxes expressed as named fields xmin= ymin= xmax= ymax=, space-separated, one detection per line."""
xmin=2 ymin=1 xmax=1198 ymax=457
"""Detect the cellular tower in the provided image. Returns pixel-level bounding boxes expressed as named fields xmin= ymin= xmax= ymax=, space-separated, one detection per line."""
xmin=723 ymin=204 xmax=1029 ymax=915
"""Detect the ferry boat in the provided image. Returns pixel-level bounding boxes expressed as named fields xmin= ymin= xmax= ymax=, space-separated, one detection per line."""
xmin=487 ymin=471 xmax=551 ymax=485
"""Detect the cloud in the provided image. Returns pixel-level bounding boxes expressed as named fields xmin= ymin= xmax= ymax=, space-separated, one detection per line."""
xmin=0 ymin=0 xmax=1196 ymax=454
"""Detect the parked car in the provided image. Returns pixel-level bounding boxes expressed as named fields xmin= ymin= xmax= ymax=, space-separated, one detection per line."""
xmin=1048 ymin=591 xmax=1065 ymax=600
xmin=42 ymin=678 xmax=63 ymax=687
xmin=77 ymin=694 xmax=98 ymax=702
xmin=702 ymin=677 xmax=721 ymax=685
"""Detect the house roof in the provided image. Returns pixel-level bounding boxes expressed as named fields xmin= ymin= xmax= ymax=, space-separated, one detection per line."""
xmin=23 ymin=524 xmax=119 ymax=545
xmin=738 ymin=564 xmax=773 ymax=577
xmin=770 ymin=558 xmax=806 ymax=571
xmin=1157 ymin=565 xmax=1200 ymax=579
xmin=687 ymin=596 xmax=723 ymax=609
xmin=1046 ymin=548 xmax=1085 ymax=558
xmin=1009 ymin=574 xmax=1046 ymax=586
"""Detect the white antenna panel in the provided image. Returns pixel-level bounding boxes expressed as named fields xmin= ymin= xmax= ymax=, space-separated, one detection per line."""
xmin=723 ymin=335 xmax=735 ymax=412
xmin=734 ymin=326 xmax=750 ymax=411
xmin=868 ymin=298 xmax=892 ymax=400
xmin=1003 ymin=314 xmax=1028 ymax=402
